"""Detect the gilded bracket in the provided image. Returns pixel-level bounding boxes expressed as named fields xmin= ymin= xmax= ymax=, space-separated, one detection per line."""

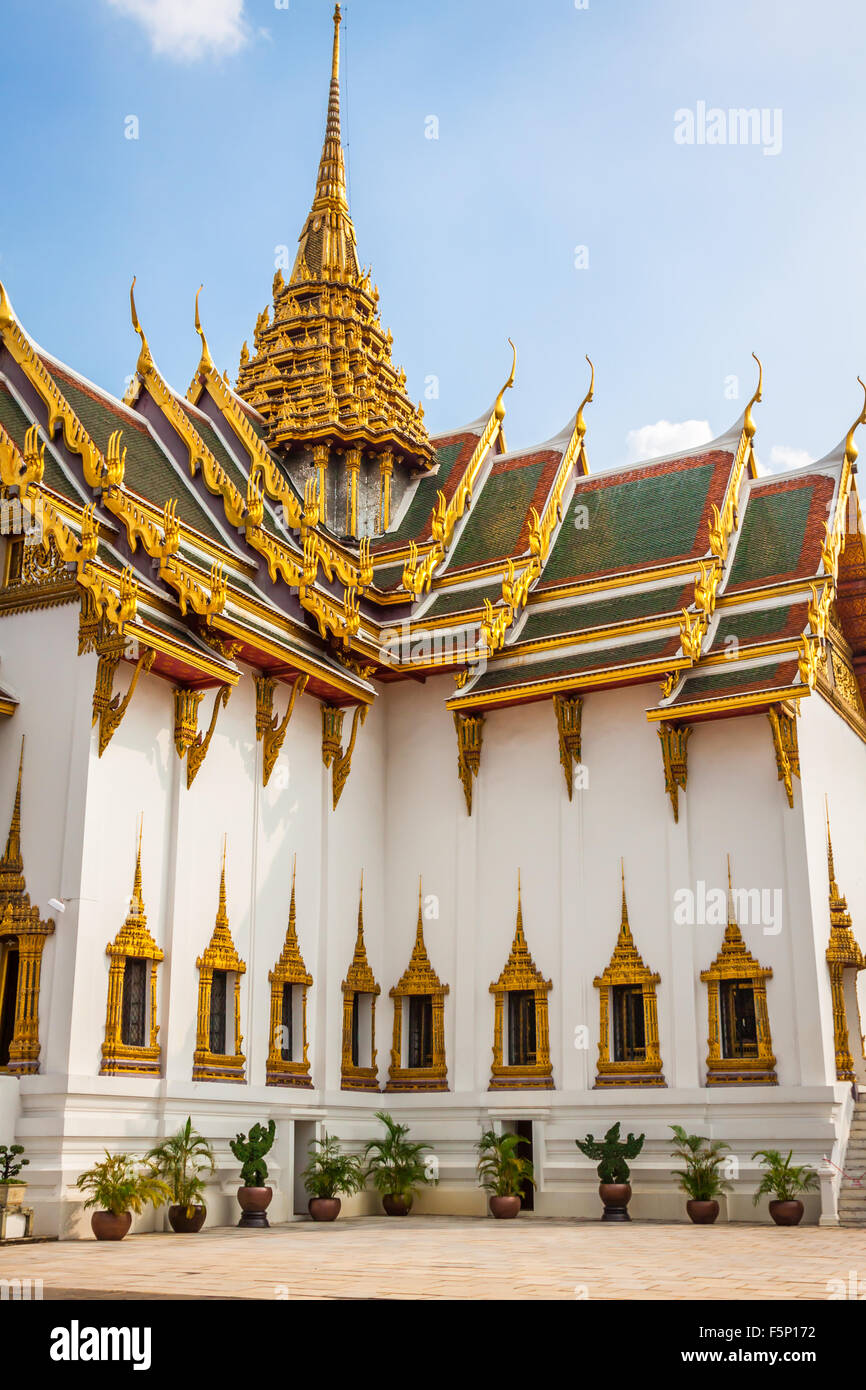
xmin=174 ymin=685 xmax=232 ymax=788
xmin=552 ymin=694 xmax=583 ymax=800
xmin=92 ymin=635 xmax=155 ymax=758
xmin=255 ymin=672 xmax=309 ymax=786
xmin=327 ymin=704 xmax=368 ymax=810
xmin=658 ymin=721 xmax=691 ymax=822
xmin=767 ymin=703 xmax=800 ymax=809
xmin=454 ymin=711 xmax=485 ymax=815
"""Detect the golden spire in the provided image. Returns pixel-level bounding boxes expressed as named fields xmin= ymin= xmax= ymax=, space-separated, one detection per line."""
xmin=128 ymin=276 xmax=154 ymax=379
xmin=194 ymin=284 xmax=215 ymax=375
xmin=515 ymin=868 xmax=525 ymax=944
xmin=313 ymin=4 xmax=348 ymax=212
xmin=825 ymin=795 xmax=840 ymax=899
xmin=286 ymin=853 xmax=299 ymax=946
xmin=843 ymin=377 xmax=866 ymax=470
xmin=216 ymin=835 xmax=229 ymax=931
xmin=130 ymin=815 xmax=145 ymax=920
xmin=744 ymin=353 xmax=763 ymax=441
xmin=824 ymin=798 xmax=864 ymax=965
xmin=0 ymin=738 xmax=26 ymax=904
xmin=619 ymin=858 xmax=633 ymax=943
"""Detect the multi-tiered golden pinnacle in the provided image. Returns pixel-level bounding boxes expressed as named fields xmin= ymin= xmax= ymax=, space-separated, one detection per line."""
xmin=236 ymin=3 xmax=433 ymax=492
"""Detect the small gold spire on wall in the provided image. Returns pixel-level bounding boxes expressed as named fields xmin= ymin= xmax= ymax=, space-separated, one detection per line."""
xmin=255 ymin=673 xmax=308 ymax=787
xmin=700 ymin=858 xmax=777 ymax=1086
xmin=193 ymin=839 xmax=246 ymax=1082
xmin=593 ymin=862 xmax=665 ymax=1088
xmin=552 ymin=694 xmax=583 ymax=800
xmin=340 ymin=872 xmax=381 ymax=1091
xmin=824 ymin=799 xmax=865 ymax=1082
xmin=767 ymin=703 xmax=799 ymax=809
xmin=101 ymin=817 xmax=163 ymax=1076
xmin=266 ymin=856 xmax=314 ymax=1088
xmin=454 ymin=712 xmax=484 ymax=815
xmin=0 ymin=738 xmax=54 ymax=1075
xmin=658 ymin=721 xmax=690 ymax=822
xmin=489 ymin=873 xmax=553 ymax=1090
xmin=386 ymin=880 xmax=449 ymax=1092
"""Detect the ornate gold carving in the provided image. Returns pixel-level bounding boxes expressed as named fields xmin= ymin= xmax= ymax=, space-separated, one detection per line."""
xmin=255 ymin=673 xmax=308 ymax=786
xmin=386 ymin=881 xmax=449 ymax=1092
xmin=489 ymin=875 xmax=553 ymax=1090
xmin=767 ymin=703 xmax=799 ymax=808
xmin=593 ymin=863 xmax=664 ymax=1087
xmin=266 ymin=857 xmax=314 ymax=1087
xmin=454 ymin=711 xmax=484 ymax=815
xmin=553 ymin=694 xmax=583 ymax=800
xmin=184 ymin=685 xmax=232 ymax=789
xmin=700 ymin=859 xmax=777 ymax=1086
xmin=91 ymin=629 xmax=155 ymax=758
xmin=825 ymin=801 xmax=865 ymax=1081
xmin=0 ymin=740 xmax=54 ymax=1075
xmin=658 ymin=722 xmax=690 ymax=822
xmin=822 ymin=377 xmax=866 ymax=582
xmin=340 ymin=873 xmax=380 ymax=1091
xmin=100 ymin=819 xmax=163 ymax=1076
xmin=193 ymin=841 xmax=246 ymax=1082
xmin=829 ymin=644 xmax=866 ymax=720
xmin=322 ymin=702 xmax=368 ymax=809
xmin=679 ymin=607 xmax=709 ymax=662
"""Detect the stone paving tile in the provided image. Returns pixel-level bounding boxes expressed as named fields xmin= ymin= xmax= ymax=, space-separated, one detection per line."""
xmin=1 ymin=1217 xmax=864 ymax=1300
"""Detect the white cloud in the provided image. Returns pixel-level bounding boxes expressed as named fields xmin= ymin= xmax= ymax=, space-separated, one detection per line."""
xmin=765 ymin=444 xmax=815 ymax=473
xmin=624 ymin=419 xmax=713 ymax=465
xmin=105 ymin=0 xmax=249 ymax=61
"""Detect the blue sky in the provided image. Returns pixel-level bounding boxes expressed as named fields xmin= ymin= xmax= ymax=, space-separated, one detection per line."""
xmin=2 ymin=0 xmax=865 ymax=471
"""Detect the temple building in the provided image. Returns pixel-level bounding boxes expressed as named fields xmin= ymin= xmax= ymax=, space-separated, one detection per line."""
xmin=0 ymin=6 xmax=864 ymax=1232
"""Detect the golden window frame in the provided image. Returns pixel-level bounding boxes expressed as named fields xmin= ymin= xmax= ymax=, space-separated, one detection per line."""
xmin=700 ymin=863 xmax=776 ymax=1086
xmin=489 ymin=876 xmax=553 ymax=1090
xmin=340 ymin=875 xmax=380 ymax=1091
xmin=193 ymin=844 xmax=246 ymax=1083
xmin=101 ymin=822 xmax=163 ymax=1076
xmin=386 ymin=881 xmax=449 ymax=1092
xmin=266 ymin=858 xmax=313 ymax=1088
xmin=593 ymin=865 xmax=665 ymax=1088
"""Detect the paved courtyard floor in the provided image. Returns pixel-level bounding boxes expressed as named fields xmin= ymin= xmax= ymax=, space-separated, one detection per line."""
xmin=2 ymin=1217 xmax=865 ymax=1300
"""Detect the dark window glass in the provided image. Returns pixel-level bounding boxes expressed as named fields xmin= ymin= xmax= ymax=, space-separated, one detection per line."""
xmin=209 ymin=970 xmax=227 ymax=1055
xmin=720 ymin=979 xmax=758 ymax=1058
xmin=408 ymin=994 xmax=433 ymax=1069
xmin=612 ymin=984 xmax=646 ymax=1062
xmin=350 ymin=992 xmax=360 ymax=1066
xmin=121 ymin=957 xmax=147 ymax=1048
xmin=0 ymin=942 xmax=19 ymax=1067
xmin=4 ymin=538 xmax=23 ymax=588
xmin=508 ymin=990 xmax=537 ymax=1067
xmin=281 ymin=983 xmax=293 ymax=1062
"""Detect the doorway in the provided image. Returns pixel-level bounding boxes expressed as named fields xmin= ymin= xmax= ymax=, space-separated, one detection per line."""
xmin=515 ymin=1119 xmax=534 ymax=1212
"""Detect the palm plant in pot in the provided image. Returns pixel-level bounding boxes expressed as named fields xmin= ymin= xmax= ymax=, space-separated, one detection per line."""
xmin=0 ymin=1144 xmax=29 ymax=1209
xmin=669 ymin=1125 xmax=732 ymax=1224
xmin=75 ymin=1152 xmax=169 ymax=1241
xmin=364 ymin=1110 xmax=436 ymax=1215
xmin=302 ymin=1131 xmax=365 ymax=1222
xmin=476 ymin=1129 xmax=535 ymax=1218
xmin=146 ymin=1117 xmax=215 ymax=1233
xmin=230 ymin=1119 xmax=276 ymax=1228
xmin=752 ymin=1149 xmax=818 ymax=1226
xmin=576 ymin=1122 xmax=644 ymax=1221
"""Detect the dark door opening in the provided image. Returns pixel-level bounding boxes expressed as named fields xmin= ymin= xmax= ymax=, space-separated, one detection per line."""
xmin=515 ymin=1119 xmax=534 ymax=1212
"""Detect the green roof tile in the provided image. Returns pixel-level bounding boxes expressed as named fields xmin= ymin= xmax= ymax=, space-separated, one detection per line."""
xmin=0 ymin=382 xmax=77 ymax=502
xmin=447 ymin=456 xmax=550 ymax=570
xmin=469 ymin=635 xmax=678 ymax=694
xmin=710 ymin=602 xmax=808 ymax=650
xmin=727 ymin=484 xmax=820 ymax=589
xmin=519 ymin=584 xmax=690 ymax=643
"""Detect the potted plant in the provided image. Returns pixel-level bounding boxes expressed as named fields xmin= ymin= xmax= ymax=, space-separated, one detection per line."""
xmin=146 ymin=1117 xmax=215 ymax=1234
xmin=0 ymin=1144 xmax=29 ymax=1209
xmin=364 ymin=1110 xmax=436 ymax=1215
xmin=669 ymin=1124 xmax=732 ymax=1224
xmin=75 ymin=1152 xmax=169 ymax=1241
xmin=302 ymin=1131 xmax=365 ymax=1222
xmin=576 ymin=1122 xmax=644 ymax=1222
xmin=476 ymin=1129 xmax=535 ymax=1218
xmin=230 ymin=1119 xmax=276 ymax=1228
xmin=752 ymin=1149 xmax=818 ymax=1226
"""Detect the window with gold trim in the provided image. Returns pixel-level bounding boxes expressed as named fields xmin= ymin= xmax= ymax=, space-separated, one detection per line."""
xmin=266 ymin=858 xmax=313 ymax=1088
xmin=824 ymin=806 xmax=865 ymax=1081
xmin=593 ymin=865 xmax=664 ymax=1088
xmin=193 ymin=844 xmax=246 ymax=1083
xmin=386 ymin=881 xmax=448 ymax=1093
xmin=340 ymin=876 xmax=380 ymax=1091
xmin=489 ymin=877 xmax=553 ymax=1090
xmin=101 ymin=822 xmax=162 ymax=1076
xmin=700 ymin=862 xmax=776 ymax=1087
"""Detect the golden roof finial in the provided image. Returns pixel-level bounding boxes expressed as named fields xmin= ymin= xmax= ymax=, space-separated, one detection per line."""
xmin=843 ymin=376 xmax=866 ymax=470
xmin=286 ymin=853 xmax=299 ymax=944
xmin=129 ymin=276 xmax=153 ymax=379
xmin=194 ymin=284 xmax=215 ymax=375
xmin=494 ymin=339 xmax=517 ymax=423
xmin=576 ymin=355 xmax=595 ymax=439
xmin=744 ymin=352 xmax=763 ymax=440
xmin=131 ymin=814 xmax=145 ymax=916
xmin=312 ymin=2 xmax=347 ymax=211
xmin=619 ymin=858 xmax=633 ymax=942
xmin=217 ymin=835 xmax=228 ymax=925
xmin=2 ymin=736 xmax=24 ymax=872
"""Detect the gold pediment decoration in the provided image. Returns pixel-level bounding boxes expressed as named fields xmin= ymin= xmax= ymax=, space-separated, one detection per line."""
xmin=699 ymin=858 xmax=776 ymax=1086
xmin=386 ymin=880 xmax=449 ymax=1092
xmin=340 ymin=873 xmax=380 ymax=1092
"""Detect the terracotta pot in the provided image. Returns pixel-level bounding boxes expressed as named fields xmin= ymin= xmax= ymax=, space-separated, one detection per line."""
xmin=769 ymin=1199 xmax=804 ymax=1226
xmin=236 ymin=1186 xmax=273 ymax=1229
xmin=0 ymin=1184 xmax=28 ymax=1209
xmin=489 ymin=1194 xmax=521 ymax=1219
xmin=686 ymin=1199 xmax=719 ymax=1225
xmin=168 ymin=1204 xmax=206 ymax=1233
xmin=91 ymin=1210 xmax=132 ymax=1241
xmin=308 ymin=1197 xmax=341 ymax=1222
xmin=382 ymin=1193 xmax=412 ymax=1216
xmin=598 ymin=1181 xmax=632 ymax=1222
